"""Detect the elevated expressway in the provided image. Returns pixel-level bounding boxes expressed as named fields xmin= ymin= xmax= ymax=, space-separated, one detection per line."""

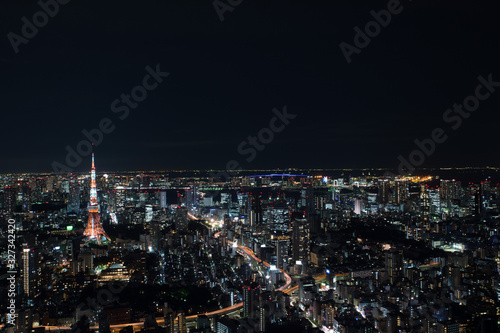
xmin=30 ymin=219 xmax=327 ymax=332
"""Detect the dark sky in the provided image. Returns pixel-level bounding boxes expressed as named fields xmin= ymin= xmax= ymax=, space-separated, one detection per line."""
xmin=1 ymin=0 xmax=500 ymax=173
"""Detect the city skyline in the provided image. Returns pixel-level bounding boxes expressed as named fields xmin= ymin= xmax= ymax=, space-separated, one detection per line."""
xmin=2 ymin=1 xmax=500 ymax=172
xmin=2 ymin=1 xmax=500 ymax=333
xmin=1 ymin=163 xmax=499 ymax=332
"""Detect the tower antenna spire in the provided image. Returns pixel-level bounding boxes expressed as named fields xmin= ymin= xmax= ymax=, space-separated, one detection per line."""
xmin=92 ymin=142 xmax=95 ymax=170
xmin=83 ymin=144 xmax=110 ymax=242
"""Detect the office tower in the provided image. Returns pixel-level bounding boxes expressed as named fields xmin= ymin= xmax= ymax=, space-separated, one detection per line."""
xmin=3 ymin=186 xmax=17 ymax=213
xmin=275 ymin=238 xmax=289 ymax=269
xmin=480 ymin=180 xmax=491 ymax=215
xmin=185 ymin=188 xmax=194 ymax=208
xmin=436 ymin=320 xmax=459 ymax=333
xmin=29 ymin=177 xmax=44 ymax=203
xmin=216 ymin=317 xmax=240 ymax=333
xmin=292 ymin=214 xmax=310 ymax=268
xmin=243 ymin=280 xmax=260 ymax=320
xmin=21 ymin=245 xmax=38 ymax=300
xmin=447 ymin=266 xmax=462 ymax=289
xmin=354 ymin=198 xmax=363 ymax=215
xmin=237 ymin=192 xmax=249 ymax=211
xmin=420 ymin=184 xmax=430 ymax=216
xmin=393 ymin=179 xmax=409 ymax=204
xmin=440 ymin=179 xmax=461 ymax=210
xmin=322 ymin=304 xmax=335 ymax=327
xmin=377 ymin=179 xmax=390 ymax=203
xmin=164 ymin=312 xmax=174 ymax=333
xmin=46 ymin=176 xmax=54 ymax=192
xmin=259 ymin=290 xmax=272 ymax=332
xmin=428 ymin=188 xmax=441 ymax=215
xmin=69 ymin=177 xmax=81 ymax=212
xmin=160 ymin=191 xmax=167 ymax=209
xmin=177 ymin=310 xmax=186 ymax=333
xmin=192 ymin=183 xmax=199 ymax=207
xmin=150 ymin=220 xmax=161 ymax=252
xmin=301 ymin=184 xmax=314 ymax=211
xmin=249 ymin=210 xmax=256 ymax=228
xmin=145 ymin=204 xmax=153 ymax=222
xmin=264 ymin=206 xmax=289 ymax=232
xmin=78 ymin=252 xmax=94 ymax=272
xmin=302 ymin=184 xmax=320 ymax=236
xmin=221 ymin=192 xmax=231 ymax=205
xmin=481 ymin=180 xmax=491 ymax=201
xmin=22 ymin=247 xmax=30 ymax=297
xmin=17 ymin=308 xmax=33 ymax=333
xmin=175 ymin=207 xmax=189 ymax=230
xmin=20 ymin=182 xmax=31 ymax=212
xmin=251 ymin=192 xmax=263 ymax=226
xmin=197 ymin=315 xmax=210 ymax=332
xmin=83 ymin=146 xmax=110 ymax=242
xmin=299 ymin=276 xmax=316 ymax=304
xmin=385 ymin=249 xmax=403 ymax=284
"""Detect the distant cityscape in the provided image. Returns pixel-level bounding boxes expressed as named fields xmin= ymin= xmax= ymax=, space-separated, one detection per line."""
xmin=3 ymin=0 xmax=500 ymax=332
xmin=1 ymin=151 xmax=500 ymax=333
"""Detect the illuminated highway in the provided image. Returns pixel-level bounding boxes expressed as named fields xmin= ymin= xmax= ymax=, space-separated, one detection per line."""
xmin=235 ymin=244 xmax=293 ymax=291
xmin=30 ymin=215 xmax=325 ymax=332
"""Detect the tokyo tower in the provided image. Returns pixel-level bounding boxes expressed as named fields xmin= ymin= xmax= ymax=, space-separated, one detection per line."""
xmin=83 ymin=145 xmax=110 ymax=242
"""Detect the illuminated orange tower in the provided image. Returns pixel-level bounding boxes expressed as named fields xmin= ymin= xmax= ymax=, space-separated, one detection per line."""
xmin=83 ymin=145 xmax=110 ymax=242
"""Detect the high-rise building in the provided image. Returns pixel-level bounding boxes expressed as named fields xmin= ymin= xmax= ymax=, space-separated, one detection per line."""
xmin=150 ymin=220 xmax=161 ymax=252
xmin=264 ymin=207 xmax=289 ymax=232
xmin=440 ymin=179 xmax=462 ymax=210
xmin=354 ymin=198 xmax=363 ymax=215
xmin=3 ymin=186 xmax=17 ymax=213
xmin=20 ymin=182 xmax=31 ymax=212
xmin=177 ymin=310 xmax=186 ymax=333
xmin=251 ymin=192 xmax=263 ymax=227
xmin=21 ymin=245 xmax=38 ymax=300
xmin=196 ymin=315 xmax=210 ymax=332
xmin=273 ymin=237 xmax=289 ymax=269
xmin=69 ymin=178 xmax=81 ymax=212
xmin=393 ymin=179 xmax=409 ymax=204
xmin=17 ymin=308 xmax=33 ymax=333
xmin=216 ymin=317 xmax=240 ymax=333
xmin=385 ymin=249 xmax=403 ymax=284
xmin=259 ymin=290 xmax=272 ymax=332
xmin=292 ymin=214 xmax=310 ymax=268
xmin=301 ymin=184 xmax=314 ymax=213
xmin=428 ymin=188 xmax=441 ymax=215
xmin=242 ymin=280 xmax=260 ymax=320
xmin=22 ymin=247 xmax=30 ymax=297
xmin=436 ymin=320 xmax=459 ymax=333
xmin=299 ymin=275 xmax=316 ymax=305
xmin=377 ymin=179 xmax=391 ymax=203
xmin=160 ymin=191 xmax=167 ymax=209
xmin=83 ymin=146 xmax=110 ymax=242
xmin=164 ymin=312 xmax=174 ymax=333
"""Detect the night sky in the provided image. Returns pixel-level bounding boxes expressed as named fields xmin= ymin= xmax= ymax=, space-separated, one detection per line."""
xmin=2 ymin=0 xmax=500 ymax=173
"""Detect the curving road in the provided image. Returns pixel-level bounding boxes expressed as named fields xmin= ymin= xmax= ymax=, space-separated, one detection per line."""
xmin=236 ymin=244 xmax=292 ymax=291
xmin=30 ymin=218 xmax=325 ymax=331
